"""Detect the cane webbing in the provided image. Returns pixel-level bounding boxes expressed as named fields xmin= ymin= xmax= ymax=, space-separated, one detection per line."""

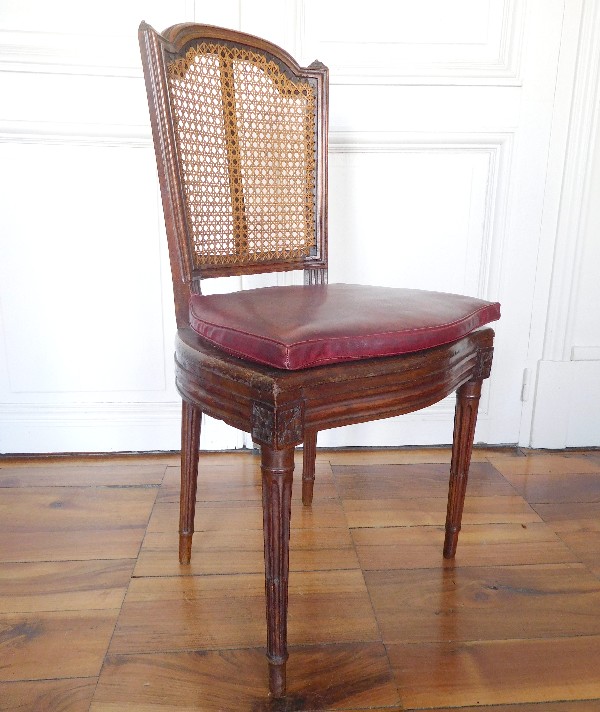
xmin=166 ymin=42 xmax=317 ymax=269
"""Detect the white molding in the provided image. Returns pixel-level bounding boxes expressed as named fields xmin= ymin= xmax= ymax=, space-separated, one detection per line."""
xmin=571 ymin=346 xmax=600 ymax=361
xmin=329 ymin=131 xmax=513 ymax=306
xmin=0 ymin=402 xmax=246 ymax=454
xmin=0 ymin=120 xmax=151 ymax=148
xmin=294 ymin=0 xmax=526 ymax=86
xmin=0 ymin=30 xmax=142 ymax=77
xmin=542 ymin=0 xmax=600 ymax=362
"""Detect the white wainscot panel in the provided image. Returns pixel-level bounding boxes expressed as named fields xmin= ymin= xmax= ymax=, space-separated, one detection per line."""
xmin=0 ymin=0 xmax=241 ymax=75
xmin=327 ymin=137 xmax=501 ymax=297
xmin=0 ymin=141 xmax=167 ymax=394
xmin=296 ymin=0 xmax=525 ymax=84
xmin=319 ymin=135 xmax=507 ymax=447
xmin=531 ymin=359 xmax=600 ymax=449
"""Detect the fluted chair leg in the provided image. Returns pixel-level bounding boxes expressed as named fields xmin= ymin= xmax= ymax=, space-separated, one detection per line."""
xmin=444 ymin=378 xmax=483 ymax=559
xmin=261 ymin=445 xmax=294 ymax=697
xmin=301 ymin=429 xmax=317 ymax=506
xmin=179 ymin=400 xmax=201 ymax=565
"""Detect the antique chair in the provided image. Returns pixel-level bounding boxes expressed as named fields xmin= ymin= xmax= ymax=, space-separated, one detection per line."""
xmin=139 ymin=21 xmax=500 ymax=698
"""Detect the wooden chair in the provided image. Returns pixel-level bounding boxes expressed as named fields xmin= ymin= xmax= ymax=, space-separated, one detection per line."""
xmin=139 ymin=21 xmax=500 ymax=698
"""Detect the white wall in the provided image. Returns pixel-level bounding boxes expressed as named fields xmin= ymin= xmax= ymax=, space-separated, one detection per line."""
xmin=0 ymin=0 xmax=598 ymax=453
xmin=527 ymin=0 xmax=600 ymax=447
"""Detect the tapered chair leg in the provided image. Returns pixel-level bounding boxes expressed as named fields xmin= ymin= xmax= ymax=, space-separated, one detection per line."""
xmin=444 ymin=378 xmax=483 ymax=559
xmin=261 ymin=444 xmax=294 ymax=697
xmin=179 ymin=400 xmax=201 ymax=565
xmin=302 ymin=429 xmax=317 ymax=506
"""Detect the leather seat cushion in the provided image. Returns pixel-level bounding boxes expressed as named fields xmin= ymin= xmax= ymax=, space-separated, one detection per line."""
xmin=189 ymin=283 xmax=501 ymax=370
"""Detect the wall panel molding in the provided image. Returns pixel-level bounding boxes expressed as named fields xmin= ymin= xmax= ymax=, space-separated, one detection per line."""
xmin=294 ymin=0 xmax=526 ymax=85
xmin=0 ymin=120 xmax=151 ymax=147
xmin=329 ymin=130 xmax=513 ymax=304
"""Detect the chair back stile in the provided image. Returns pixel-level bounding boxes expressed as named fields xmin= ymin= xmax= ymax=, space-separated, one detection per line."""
xmin=139 ymin=22 xmax=328 ymax=327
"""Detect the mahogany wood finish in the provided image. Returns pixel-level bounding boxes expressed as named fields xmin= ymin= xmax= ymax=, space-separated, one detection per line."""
xmin=139 ymin=20 xmax=498 ymax=698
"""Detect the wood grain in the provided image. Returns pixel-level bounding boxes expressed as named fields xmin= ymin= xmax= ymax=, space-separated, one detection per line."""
xmin=343 ymin=494 xmax=539 ymax=528
xmin=2 ymin=448 xmax=600 ymax=709
xmin=147 ymin=497 xmax=349 ymax=534
xmin=388 ymin=635 xmax=600 ymax=708
xmin=333 ymin=462 xmax=514 ymax=499
xmin=0 ymin=463 xmax=166 ymax=488
xmin=366 ymin=563 xmax=600 ymax=644
xmin=0 ymin=678 xmax=97 ymax=712
xmin=109 ymin=570 xmax=378 ymax=654
xmin=0 ymin=610 xmax=118 ymax=681
xmin=135 ymin=526 xmax=357 ymax=576
xmin=352 ymin=522 xmax=576 ymax=570
xmin=0 ymin=560 xmax=134 ymax=613
xmin=159 ymin=460 xmax=337 ymax=503
xmin=92 ymin=643 xmax=399 ymax=711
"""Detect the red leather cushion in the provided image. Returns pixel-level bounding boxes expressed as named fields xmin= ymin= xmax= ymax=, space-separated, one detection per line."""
xmin=189 ymin=284 xmax=500 ymax=370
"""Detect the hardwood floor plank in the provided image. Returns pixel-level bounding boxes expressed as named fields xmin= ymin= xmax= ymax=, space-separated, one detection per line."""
xmin=506 ymin=471 xmax=600 ymax=503
xmin=533 ymin=501 xmax=600 ymax=531
xmin=158 ymin=461 xmax=337 ymax=503
xmin=134 ymin=527 xmax=358 ymax=577
xmin=333 ymin=462 xmax=514 ymax=499
xmin=0 ymin=464 xmax=167 ymax=488
xmin=416 ymin=703 xmax=600 ymax=712
xmin=2 ymin=447 xmax=600 ymax=710
xmin=352 ymin=522 xmax=577 ymax=570
xmin=109 ymin=570 xmax=379 ymax=654
xmin=0 ymin=677 xmax=97 ymax=712
xmin=488 ymin=453 xmax=600 ymax=476
xmin=366 ymin=563 xmax=600 ymax=644
xmin=146 ymin=498 xmax=348 ymax=534
xmin=0 ymin=610 xmax=119 ymax=681
xmin=388 ymin=635 xmax=600 ymax=708
xmin=0 ymin=529 xmax=149 ymax=563
xmin=0 ymin=487 xmax=156 ymax=562
xmin=0 ymin=487 xmax=157 ymax=533
xmin=0 ymin=560 xmax=134 ymax=613
xmin=91 ymin=643 xmax=399 ymax=711
xmin=343 ymin=495 xmax=540 ymax=528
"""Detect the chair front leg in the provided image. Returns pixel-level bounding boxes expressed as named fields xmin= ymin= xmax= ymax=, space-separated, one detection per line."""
xmin=443 ymin=378 xmax=482 ymax=559
xmin=261 ymin=444 xmax=295 ymax=698
xmin=301 ymin=429 xmax=317 ymax=506
xmin=179 ymin=400 xmax=201 ymax=565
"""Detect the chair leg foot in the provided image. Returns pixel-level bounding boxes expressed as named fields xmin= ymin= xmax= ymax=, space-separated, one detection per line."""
xmin=444 ymin=379 xmax=482 ymax=559
xmin=302 ymin=430 xmax=317 ymax=506
xmin=179 ymin=533 xmax=193 ymax=565
xmin=268 ymin=658 xmax=287 ymax=698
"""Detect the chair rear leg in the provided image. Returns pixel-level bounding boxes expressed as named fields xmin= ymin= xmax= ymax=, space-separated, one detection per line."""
xmin=302 ymin=429 xmax=317 ymax=506
xmin=179 ymin=400 xmax=201 ymax=565
xmin=444 ymin=379 xmax=482 ymax=559
xmin=261 ymin=444 xmax=294 ymax=697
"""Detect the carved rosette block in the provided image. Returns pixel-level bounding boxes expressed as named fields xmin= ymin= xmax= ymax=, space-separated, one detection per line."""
xmin=473 ymin=346 xmax=494 ymax=381
xmin=252 ymin=400 xmax=304 ymax=449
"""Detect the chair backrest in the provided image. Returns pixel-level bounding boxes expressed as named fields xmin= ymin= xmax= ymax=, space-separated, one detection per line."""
xmin=139 ymin=22 xmax=329 ymax=326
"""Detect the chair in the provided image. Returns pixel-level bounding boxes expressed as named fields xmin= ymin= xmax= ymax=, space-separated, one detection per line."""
xmin=138 ymin=21 xmax=500 ymax=698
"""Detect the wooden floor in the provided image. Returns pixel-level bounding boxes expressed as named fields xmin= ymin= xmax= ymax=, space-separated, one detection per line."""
xmin=2 ymin=447 xmax=600 ymax=711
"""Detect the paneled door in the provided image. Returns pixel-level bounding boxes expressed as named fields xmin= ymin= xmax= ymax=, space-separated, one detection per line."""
xmin=0 ymin=0 xmax=576 ymax=452
xmin=264 ymin=0 xmax=571 ymax=447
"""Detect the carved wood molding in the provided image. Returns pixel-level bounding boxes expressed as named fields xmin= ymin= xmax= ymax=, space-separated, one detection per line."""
xmin=251 ymin=400 xmax=305 ymax=448
xmin=473 ymin=346 xmax=494 ymax=381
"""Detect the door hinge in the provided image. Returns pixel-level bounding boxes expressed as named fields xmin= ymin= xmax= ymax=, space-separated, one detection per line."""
xmin=520 ymin=368 xmax=531 ymax=402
